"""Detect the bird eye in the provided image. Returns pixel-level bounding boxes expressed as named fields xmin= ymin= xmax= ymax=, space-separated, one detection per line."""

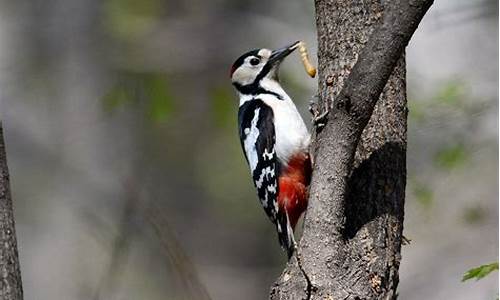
xmin=250 ymin=58 xmax=260 ymax=66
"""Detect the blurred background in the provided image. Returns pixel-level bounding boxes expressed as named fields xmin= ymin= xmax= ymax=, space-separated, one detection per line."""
xmin=0 ymin=0 xmax=497 ymax=299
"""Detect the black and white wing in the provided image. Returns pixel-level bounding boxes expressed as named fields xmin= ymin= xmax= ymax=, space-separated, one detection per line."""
xmin=238 ymin=99 xmax=278 ymax=220
xmin=238 ymin=99 xmax=295 ymax=257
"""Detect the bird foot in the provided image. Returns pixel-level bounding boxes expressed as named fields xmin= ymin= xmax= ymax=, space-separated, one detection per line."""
xmin=313 ymin=110 xmax=329 ymax=128
xmin=309 ymin=96 xmax=329 ymax=129
xmin=308 ymin=97 xmax=319 ymax=116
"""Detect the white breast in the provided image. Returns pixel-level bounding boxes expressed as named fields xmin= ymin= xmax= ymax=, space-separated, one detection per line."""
xmin=257 ymin=80 xmax=310 ymax=165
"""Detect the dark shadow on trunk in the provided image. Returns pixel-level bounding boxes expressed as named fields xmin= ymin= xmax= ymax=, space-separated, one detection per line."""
xmin=344 ymin=141 xmax=406 ymax=240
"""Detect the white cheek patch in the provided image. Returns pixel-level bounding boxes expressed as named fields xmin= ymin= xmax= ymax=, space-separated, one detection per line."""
xmin=232 ymin=52 xmax=271 ymax=85
xmin=232 ymin=67 xmax=256 ymax=86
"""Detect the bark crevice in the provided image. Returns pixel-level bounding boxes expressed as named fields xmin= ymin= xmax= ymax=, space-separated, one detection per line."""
xmin=296 ymin=248 xmax=314 ymax=300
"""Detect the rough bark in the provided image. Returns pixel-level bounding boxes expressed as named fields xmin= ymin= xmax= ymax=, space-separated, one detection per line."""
xmin=0 ymin=124 xmax=23 ymax=300
xmin=270 ymin=0 xmax=433 ymax=299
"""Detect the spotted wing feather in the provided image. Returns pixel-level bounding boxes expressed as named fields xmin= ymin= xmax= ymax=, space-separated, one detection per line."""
xmin=238 ymin=99 xmax=295 ymax=256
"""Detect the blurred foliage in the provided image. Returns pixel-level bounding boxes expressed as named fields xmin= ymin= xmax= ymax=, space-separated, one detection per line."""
xmin=103 ymin=72 xmax=174 ymax=123
xmin=103 ymin=0 xmax=163 ymax=39
xmin=409 ymin=80 xmax=467 ymax=123
xmin=195 ymin=136 xmax=260 ymax=225
xmin=462 ymin=205 xmax=486 ymax=225
xmin=432 ymin=80 xmax=465 ymax=106
xmin=210 ymin=85 xmax=236 ymax=130
xmin=408 ymin=100 xmax=426 ymax=123
xmin=146 ymin=76 xmax=174 ymax=122
xmin=102 ymin=84 xmax=135 ymax=112
xmin=411 ymin=179 xmax=434 ymax=209
xmin=462 ymin=262 xmax=498 ymax=282
xmin=434 ymin=144 xmax=469 ymax=170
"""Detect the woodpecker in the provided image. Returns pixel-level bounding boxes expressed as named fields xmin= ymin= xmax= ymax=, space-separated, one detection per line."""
xmin=230 ymin=41 xmax=312 ymax=258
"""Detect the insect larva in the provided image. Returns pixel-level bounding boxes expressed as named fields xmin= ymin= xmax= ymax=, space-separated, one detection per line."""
xmin=298 ymin=42 xmax=316 ymax=78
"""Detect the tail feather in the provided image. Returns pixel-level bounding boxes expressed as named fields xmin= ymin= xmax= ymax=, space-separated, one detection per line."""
xmin=276 ymin=212 xmax=296 ymax=259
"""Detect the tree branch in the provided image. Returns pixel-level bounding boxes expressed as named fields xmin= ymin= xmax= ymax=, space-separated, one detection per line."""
xmin=271 ymin=0 xmax=433 ymax=299
xmin=0 ymin=123 xmax=24 ymax=300
xmin=311 ymin=0 xmax=433 ymax=242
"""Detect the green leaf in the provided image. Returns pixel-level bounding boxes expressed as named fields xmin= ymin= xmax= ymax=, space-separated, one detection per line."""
xmin=462 ymin=262 xmax=499 ymax=282
xmin=434 ymin=144 xmax=468 ymax=170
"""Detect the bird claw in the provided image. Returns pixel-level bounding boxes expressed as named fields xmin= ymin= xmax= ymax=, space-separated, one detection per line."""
xmin=313 ymin=110 xmax=329 ymax=128
xmin=402 ymin=235 xmax=412 ymax=245
xmin=309 ymin=95 xmax=329 ymax=129
xmin=308 ymin=98 xmax=319 ymax=115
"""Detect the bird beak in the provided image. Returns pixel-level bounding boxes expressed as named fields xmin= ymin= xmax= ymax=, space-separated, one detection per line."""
xmin=268 ymin=41 xmax=300 ymax=66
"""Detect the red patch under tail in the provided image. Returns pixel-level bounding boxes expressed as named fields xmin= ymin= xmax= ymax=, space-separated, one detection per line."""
xmin=277 ymin=153 xmax=311 ymax=229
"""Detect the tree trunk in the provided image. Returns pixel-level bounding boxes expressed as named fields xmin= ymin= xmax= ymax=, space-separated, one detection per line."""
xmin=0 ymin=124 xmax=23 ymax=300
xmin=270 ymin=0 xmax=433 ymax=299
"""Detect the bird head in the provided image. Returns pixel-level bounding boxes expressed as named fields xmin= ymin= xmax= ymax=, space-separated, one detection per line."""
xmin=230 ymin=41 xmax=300 ymax=89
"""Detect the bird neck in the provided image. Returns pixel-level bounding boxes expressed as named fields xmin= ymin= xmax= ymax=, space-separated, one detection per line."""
xmin=259 ymin=78 xmax=286 ymax=97
xmin=237 ymin=77 xmax=288 ymax=106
